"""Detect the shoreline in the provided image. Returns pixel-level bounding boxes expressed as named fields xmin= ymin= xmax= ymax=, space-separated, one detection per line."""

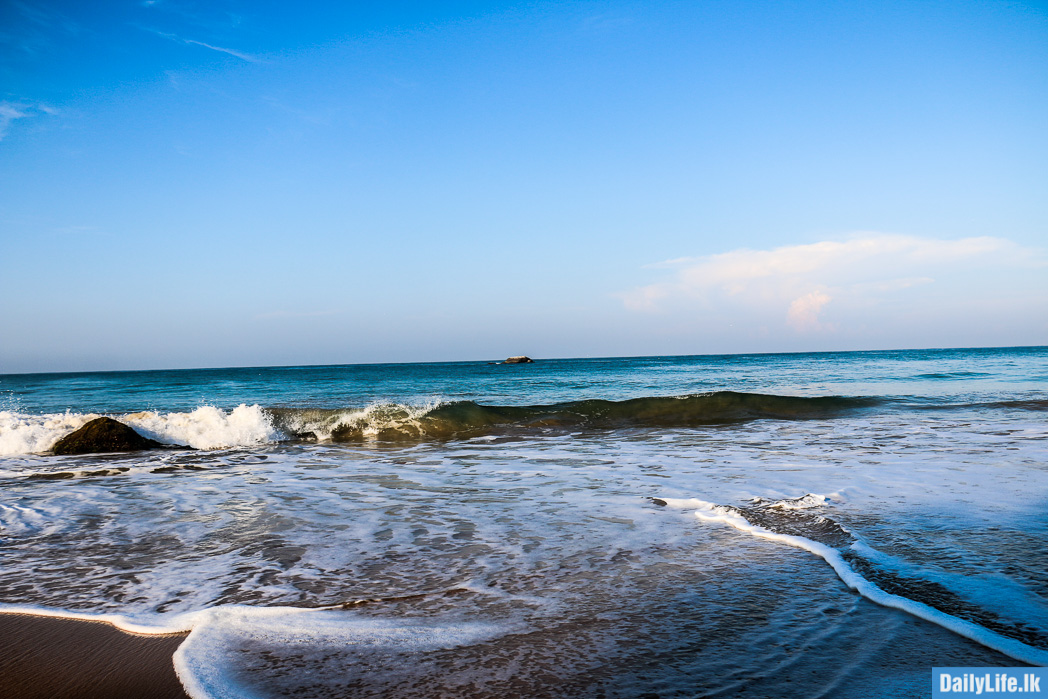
xmin=0 ymin=613 xmax=190 ymax=699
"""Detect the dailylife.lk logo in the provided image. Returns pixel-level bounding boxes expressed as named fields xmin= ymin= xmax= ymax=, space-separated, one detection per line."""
xmin=934 ymin=668 xmax=1045 ymax=697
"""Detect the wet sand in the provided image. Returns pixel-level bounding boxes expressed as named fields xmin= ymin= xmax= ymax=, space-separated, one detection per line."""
xmin=0 ymin=613 xmax=189 ymax=699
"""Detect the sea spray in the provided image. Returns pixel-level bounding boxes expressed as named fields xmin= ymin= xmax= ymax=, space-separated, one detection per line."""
xmin=0 ymin=392 xmax=882 ymax=455
xmin=0 ymin=410 xmax=99 ymax=455
xmin=0 ymin=405 xmax=278 ymax=454
xmin=125 ymin=404 xmax=278 ymax=450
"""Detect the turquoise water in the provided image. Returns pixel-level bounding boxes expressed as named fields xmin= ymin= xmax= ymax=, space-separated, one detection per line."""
xmin=3 ymin=347 xmax=1046 ymax=415
xmin=0 ymin=347 xmax=1046 ymax=698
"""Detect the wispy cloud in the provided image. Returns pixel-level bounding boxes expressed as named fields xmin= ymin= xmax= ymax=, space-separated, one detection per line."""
xmin=145 ymin=28 xmax=261 ymax=63
xmin=8 ymin=1 xmax=81 ymax=33
xmin=619 ymin=233 xmax=1044 ymax=335
xmin=1 ymin=1 xmax=83 ymax=58
xmin=0 ymin=104 xmax=30 ymax=140
xmin=182 ymin=37 xmax=258 ymax=62
xmin=0 ymin=101 xmax=57 ymax=141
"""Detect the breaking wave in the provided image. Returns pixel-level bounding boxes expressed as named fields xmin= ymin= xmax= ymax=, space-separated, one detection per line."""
xmin=0 ymin=392 xmax=880 ymax=455
xmin=272 ymin=392 xmax=880 ymax=443
xmin=11 ymin=390 xmax=1048 ymax=456
xmin=0 ymin=405 xmax=278 ymax=455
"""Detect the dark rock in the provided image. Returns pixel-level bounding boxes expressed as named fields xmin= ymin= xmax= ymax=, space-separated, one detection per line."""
xmin=503 ymin=356 xmax=534 ymax=364
xmin=27 ymin=471 xmax=77 ymax=480
xmin=649 ymin=498 xmax=668 ymax=507
xmin=51 ymin=417 xmax=167 ymax=455
xmin=291 ymin=431 xmax=318 ymax=442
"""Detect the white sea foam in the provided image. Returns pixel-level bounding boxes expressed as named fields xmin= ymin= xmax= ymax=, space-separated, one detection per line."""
xmin=0 ymin=405 xmax=278 ymax=455
xmin=661 ymin=497 xmax=1048 ymax=666
xmin=749 ymin=492 xmax=845 ymax=510
xmin=0 ymin=503 xmax=52 ymax=535
xmin=0 ymin=603 xmax=508 ymax=699
xmin=0 ymin=602 xmax=204 ymax=635
xmin=849 ymin=540 xmax=1048 ymax=632
xmin=280 ymin=399 xmax=446 ymax=441
xmin=2 ymin=405 xmax=1046 ymax=693
xmin=175 ymin=606 xmax=507 ymax=699
xmin=0 ymin=410 xmax=98 ymax=455
xmin=125 ymin=405 xmax=278 ymax=450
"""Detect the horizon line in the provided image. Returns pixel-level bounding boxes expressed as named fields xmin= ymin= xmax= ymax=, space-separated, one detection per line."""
xmin=2 ymin=344 xmax=1046 ymax=378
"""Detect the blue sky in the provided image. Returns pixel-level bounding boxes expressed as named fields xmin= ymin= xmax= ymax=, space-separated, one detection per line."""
xmin=1 ymin=0 xmax=1046 ymax=372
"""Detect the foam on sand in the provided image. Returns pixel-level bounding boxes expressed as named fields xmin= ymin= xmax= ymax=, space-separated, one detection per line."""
xmin=174 ymin=606 xmax=507 ymax=699
xmin=0 ymin=603 xmax=508 ymax=699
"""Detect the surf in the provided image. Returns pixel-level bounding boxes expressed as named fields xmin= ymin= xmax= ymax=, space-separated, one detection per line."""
xmin=657 ymin=495 xmax=1048 ymax=666
xmin=0 ymin=392 xmax=883 ymax=455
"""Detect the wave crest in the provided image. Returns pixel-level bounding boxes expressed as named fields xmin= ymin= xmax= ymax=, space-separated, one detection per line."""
xmin=124 ymin=405 xmax=278 ymax=450
xmin=0 ymin=405 xmax=278 ymax=455
xmin=0 ymin=411 xmax=100 ymax=456
xmin=0 ymin=392 xmax=878 ymax=455
xmin=272 ymin=392 xmax=877 ymax=443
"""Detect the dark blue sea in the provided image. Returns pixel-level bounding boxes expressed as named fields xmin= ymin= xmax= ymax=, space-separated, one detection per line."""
xmin=1 ymin=347 xmax=1047 ymax=697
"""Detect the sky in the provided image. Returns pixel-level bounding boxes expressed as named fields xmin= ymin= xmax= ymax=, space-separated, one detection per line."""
xmin=1 ymin=0 xmax=1046 ymax=373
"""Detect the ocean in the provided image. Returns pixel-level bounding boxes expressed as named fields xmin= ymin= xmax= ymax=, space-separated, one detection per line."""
xmin=1 ymin=347 xmax=1046 ymax=698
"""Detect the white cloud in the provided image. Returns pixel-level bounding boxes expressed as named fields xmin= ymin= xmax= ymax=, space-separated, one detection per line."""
xmin=0 ymin=101 xmax=56 ymax=141
xmin=787 ymin=291 xmax=831 ymax=331
xmin=0 ymin=104 xmax=28 ymax=140
xmin=620 ymin=233 xmax=1043 ymax=336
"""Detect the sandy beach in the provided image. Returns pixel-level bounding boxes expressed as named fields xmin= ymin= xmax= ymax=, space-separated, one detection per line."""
xmin=0 ymin=613 xmax=188 ymax=699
